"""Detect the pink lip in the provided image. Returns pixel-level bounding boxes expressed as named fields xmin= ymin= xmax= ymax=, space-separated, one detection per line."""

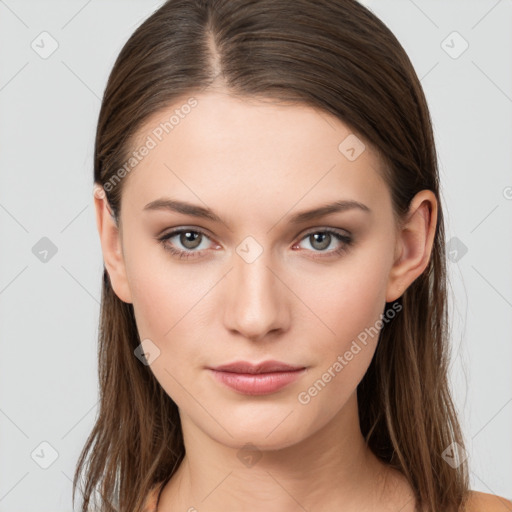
xmin=207 ymin=360 xmax=307 ymax=395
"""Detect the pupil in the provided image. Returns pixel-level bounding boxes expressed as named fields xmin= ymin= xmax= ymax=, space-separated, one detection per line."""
xmin=182 ymin=231 xmax=201 ymax=249
xmin=312 ymin=233 xmax=330 ymax=250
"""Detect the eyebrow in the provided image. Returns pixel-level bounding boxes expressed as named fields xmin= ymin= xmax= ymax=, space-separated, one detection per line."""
xmin=143 ymin=198 xmax=371 ymax=224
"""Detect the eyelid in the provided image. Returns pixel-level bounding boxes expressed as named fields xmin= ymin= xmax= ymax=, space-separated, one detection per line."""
xmin=300 ymin=226 xmax=351 ymax=238
xmin=293 ymin=227 xmax=352 ymax=252
xmin=156 ymin=227 xmax=219 ymax=259
xmin=157 ymin=224 xmax=215 ymax=238
xmin=157 ymin=225 xmax=353 ymax=259
xmin=158 ymin=225 xmax=351 ymax=244
xmin=158 ymin=227 xmax=219 ymax=247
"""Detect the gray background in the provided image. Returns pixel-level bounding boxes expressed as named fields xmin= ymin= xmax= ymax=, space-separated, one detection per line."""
xmin=0 ymin=0 xmax=511 ymax=510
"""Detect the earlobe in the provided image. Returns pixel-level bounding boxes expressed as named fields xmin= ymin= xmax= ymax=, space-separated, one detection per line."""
xmin=385 ymin=190 xmax=438 ymax=303
xmin=93 ymin=185 xmax=133 ymax=304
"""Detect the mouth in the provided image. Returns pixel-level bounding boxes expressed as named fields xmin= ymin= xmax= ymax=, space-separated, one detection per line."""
xmin=207 ymin=360 xmax=307 ymax=395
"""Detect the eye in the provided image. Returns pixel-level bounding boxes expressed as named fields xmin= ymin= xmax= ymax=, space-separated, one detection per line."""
xmin=157 ymin=227 xmax=353 ymax=261
xmin=157 ymin=228 xmax=217 ymax=260
xmin=293 ymin=228 xmax=353 ymax=259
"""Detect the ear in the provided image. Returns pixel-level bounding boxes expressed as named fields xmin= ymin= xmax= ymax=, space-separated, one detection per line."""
xmin=385 ymin=190 xmax=438 ymax=302
xmin=93 ymin=185 xmax=133 ymax=304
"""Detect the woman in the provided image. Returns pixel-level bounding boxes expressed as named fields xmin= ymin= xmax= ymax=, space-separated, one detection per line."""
xmin=74 ymin=1 xmax=511 ymax=511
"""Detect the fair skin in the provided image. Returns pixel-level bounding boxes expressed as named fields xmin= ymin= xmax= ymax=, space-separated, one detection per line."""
xmin=94 ymin=90 xmax=438 ymax=511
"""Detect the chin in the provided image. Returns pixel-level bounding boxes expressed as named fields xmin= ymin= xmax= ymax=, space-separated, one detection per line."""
xmin=198 ymin=410 xmax=314 ymax=453
xmin=217 ymin=429 xmax=305 ymax=453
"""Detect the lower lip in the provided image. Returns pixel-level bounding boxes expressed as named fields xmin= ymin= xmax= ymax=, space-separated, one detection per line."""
xmin=208 ymin=369 xmax=306 ymax=395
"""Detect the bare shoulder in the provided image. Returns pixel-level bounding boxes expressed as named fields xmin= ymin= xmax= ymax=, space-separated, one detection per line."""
xmin=462 ymin=491 xmax=512 ymax=512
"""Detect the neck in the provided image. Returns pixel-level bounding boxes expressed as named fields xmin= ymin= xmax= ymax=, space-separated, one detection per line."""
xmin=158 ymin=393 xmax=405 ymax=511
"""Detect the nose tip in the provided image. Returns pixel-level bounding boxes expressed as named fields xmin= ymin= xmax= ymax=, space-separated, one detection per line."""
xmin=222 ymin=253 xmax=289 ymax=342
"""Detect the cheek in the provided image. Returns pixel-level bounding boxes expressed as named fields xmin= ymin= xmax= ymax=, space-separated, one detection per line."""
xmin=124 ymin=245 xmax=217 ymax=394
xmin=123 ymin=233 xmax=207 ymax=338
xmin=128 ymin=268 xmax=180 ymax=340
xmin=298 ymin=253 xmax=391 ymax=352
xmin=291 ymin=263 xmax=389 ymax=427
xmin=127 ymin=264 xmax=208 ymax=410
xmin=292 ymin=248 xmax=391 ymax=390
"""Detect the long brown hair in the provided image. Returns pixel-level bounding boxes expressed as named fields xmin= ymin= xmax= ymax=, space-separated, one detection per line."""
xmin=73 ymin=1 xmax=470 ymax=510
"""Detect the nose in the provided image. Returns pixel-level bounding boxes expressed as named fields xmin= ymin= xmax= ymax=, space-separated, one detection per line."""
xmin=222 ymin=248 xmax=291 ymax=342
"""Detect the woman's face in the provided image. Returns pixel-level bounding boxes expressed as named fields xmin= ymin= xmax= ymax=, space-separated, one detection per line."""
xmin=100 ymin=91 xmax=412 ymax=450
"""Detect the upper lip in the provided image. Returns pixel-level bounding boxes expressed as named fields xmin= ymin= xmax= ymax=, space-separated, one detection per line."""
xmin=209 ymin=360 xmax=305 ymax=374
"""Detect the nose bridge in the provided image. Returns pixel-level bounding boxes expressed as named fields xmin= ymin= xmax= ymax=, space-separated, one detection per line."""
xmin=223 ymin=238 xmax=288 ymax=340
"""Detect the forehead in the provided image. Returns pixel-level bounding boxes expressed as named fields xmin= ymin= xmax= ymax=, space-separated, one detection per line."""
xmin=120 ymin=91 xmax=390 ymax=220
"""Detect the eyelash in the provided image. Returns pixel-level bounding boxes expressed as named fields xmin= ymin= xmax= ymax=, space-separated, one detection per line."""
xmin=157 ymin=227 xmax=353 ymax=261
